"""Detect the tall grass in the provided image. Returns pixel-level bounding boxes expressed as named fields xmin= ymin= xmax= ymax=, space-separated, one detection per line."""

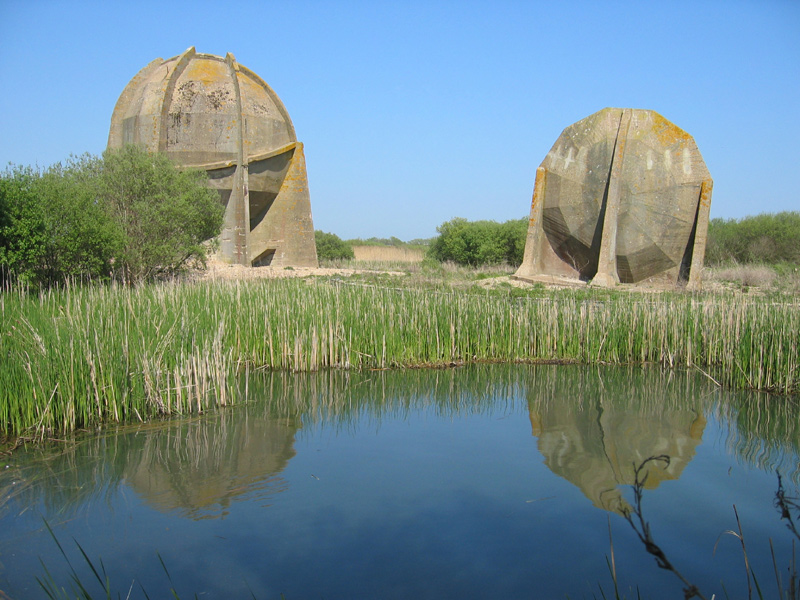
xmin=1 ymin=278 xmax=798 ymax=440
xmin=705 ymin=263 xmax=800 ymax=293
xmin=708 ymin=264 xmax=779 ymax=288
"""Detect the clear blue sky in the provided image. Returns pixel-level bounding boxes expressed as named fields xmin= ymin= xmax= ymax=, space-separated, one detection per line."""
xmin=1 ymin=0 xmax=797 ymax=241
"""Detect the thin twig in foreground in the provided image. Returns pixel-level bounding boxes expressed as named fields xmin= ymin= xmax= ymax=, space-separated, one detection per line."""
xmin=622 ymin=455 xmax=708 ymax=600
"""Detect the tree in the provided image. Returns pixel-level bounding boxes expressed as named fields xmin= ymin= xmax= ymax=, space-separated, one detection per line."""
xmin=0 ymin=161 xmax=118 ymax=288
xmin=0 ymin=166 xmax=49 ymax=286
xmin=315 ymin=231 xmax=354 ymax=261
xmin=37 ymin=157 xmax=120 ymax=284
xmin=500 ymin=218 xmax=528 ymax=266
xmin=427 ymin=217 xmax=527 ymax=266
xmin=1 ymin=146 xmax=225 ymax=288
xmin=92 ymin=145 xmax=224 ymax=283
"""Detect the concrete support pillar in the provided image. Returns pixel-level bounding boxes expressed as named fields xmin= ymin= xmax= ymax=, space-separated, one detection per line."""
xmin=247 ymin=143 xmax=317 ymax=267
xmin=218 ymin=167 xmax=249 ymax=265
xmin=516 ymin=167 xmax=548 ymax=279
xmin=157 ymin=47 xmax=195 ymax=153
xmin=228 ymin=52 xmax=249 ymax=265
xmin=590 ymin=110 xmax=631 ymax=288
xmin=686 ymin=178 xmax=713 ymax=291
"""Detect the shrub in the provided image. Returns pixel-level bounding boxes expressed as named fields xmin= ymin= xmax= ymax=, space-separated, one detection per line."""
xmin=0 ymin=166 xmax=49 ymax=286
xmin=427 ymin=217 xmax=527 ymax=267
xmin=0 ymin=161 xmax=119 ymax=288
xmin=93 ymin=145 xmax=224 ymax=283
xmin=315 ymin=231 xmax=354 ymax=261
xmin=706 ymin=212 xmax=800 ymax=266
xmin=708 ymin=264 xmax=778 ymax=288
xmin=0 ymin=147 xmax=225 ymax=287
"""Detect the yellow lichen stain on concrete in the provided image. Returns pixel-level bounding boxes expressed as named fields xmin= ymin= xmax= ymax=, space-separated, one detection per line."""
xmin=651 ymin=112 xmax=688 ymax=148
xmin=184 ymin=59 xmax=229 ymax=86
xmin=699 ymin=179 xmax=713 ymax=208
xmin=239 ymin=76 xmax=268 ymax=100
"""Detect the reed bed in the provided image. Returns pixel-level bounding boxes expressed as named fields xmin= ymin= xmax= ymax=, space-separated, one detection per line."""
xmin=351 ymin=245 xmax=425 ymax=263
xmin=1 ymin=278 xmax=798 ymax=439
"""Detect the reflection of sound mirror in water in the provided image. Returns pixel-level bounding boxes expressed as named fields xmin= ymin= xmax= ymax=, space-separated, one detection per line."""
xmin=529 ymin=395 xmax=705 ymax=515
xmin=123 ymin=415 xmax=300 ymax=519
xmin=524 ymin=364 xmax=800 ymax=491
xmin=1 ymin=364 xmax=799 ymax=600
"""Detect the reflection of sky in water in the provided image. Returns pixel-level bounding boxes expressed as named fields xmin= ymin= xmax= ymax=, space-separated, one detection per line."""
xmin=0 ymin=364 xmax=798 ymax=599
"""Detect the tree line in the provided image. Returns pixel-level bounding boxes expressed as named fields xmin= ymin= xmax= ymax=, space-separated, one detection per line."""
xmin=317 ymin=212 xmax=800 ymax=270
xmin=424 ymin=212 xmax=800 ymax=269
xmin=315 ymin=217 xmax=527 ymax=265
xmin=0 ymin=146 xmax=224 ymax=288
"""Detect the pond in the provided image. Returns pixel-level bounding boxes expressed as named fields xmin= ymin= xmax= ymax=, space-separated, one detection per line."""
xmin=1 ymin=364 xmax=799 ymax=599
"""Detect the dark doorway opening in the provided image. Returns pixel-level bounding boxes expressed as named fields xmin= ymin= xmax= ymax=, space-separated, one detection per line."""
xmin=252 ymin=248 xmax=276 ymax=267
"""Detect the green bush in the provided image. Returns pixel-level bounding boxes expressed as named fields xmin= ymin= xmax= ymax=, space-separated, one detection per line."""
xmin=706 ymin=212 xmax=800 ymax=266
xmin=0 ymin=166 xmax=49 ymax=286
xmin=0 ymin=146 xmax=225 ymax=288
xmin=315 ymin=231 xmax=354 ymax=261
xmin=0 ymin=161 xmax=119 ymax=288
xmin=427 ymin=217 xmax=527 ymax=267
xmin=93 ymin=145 xmax=224 ymax=283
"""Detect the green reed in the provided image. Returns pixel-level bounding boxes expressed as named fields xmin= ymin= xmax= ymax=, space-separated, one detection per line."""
xmin=1 ymin=278 xmax=798 ymax=439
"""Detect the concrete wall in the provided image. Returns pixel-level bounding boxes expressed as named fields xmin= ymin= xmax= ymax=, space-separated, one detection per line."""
xmin=108 ymin=47 xmax=318 ymax=268
xmin=514 ymin=108 xmax=712 ymax=289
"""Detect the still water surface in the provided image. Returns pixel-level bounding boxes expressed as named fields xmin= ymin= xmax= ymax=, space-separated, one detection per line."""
xmin=1 ymin=364 xmax=799 ymax=599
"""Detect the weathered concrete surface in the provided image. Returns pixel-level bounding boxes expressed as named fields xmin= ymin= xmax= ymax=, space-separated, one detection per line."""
xmin=530 ymin=398 xmax=705 ymax=515
xmin=514 ymin=108 xmax=712 ymax=288
xmin=527 ymin=367 xmax=706 ymax=515
xmin=108 ymin=47 xmax=318 ymax=268
xmin=125 ymin=416 xmax=299 ymax=519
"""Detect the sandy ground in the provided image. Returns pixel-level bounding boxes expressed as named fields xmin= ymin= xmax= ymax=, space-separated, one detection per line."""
xmin=199 ymin=258 xmax=407 ymax=281
xmin=199 ymin=258 xmax=732 ymax=293
xmin=476 ymin=274 xmax=582 ymax=290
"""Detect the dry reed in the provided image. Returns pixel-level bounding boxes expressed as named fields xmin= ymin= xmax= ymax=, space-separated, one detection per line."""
xmin=352 ymin=245 xmax=425 ymax=263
